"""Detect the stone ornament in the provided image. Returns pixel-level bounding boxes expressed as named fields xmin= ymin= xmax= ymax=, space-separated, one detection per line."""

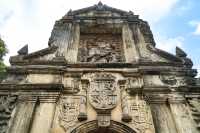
xmin=89 ymin=73 xmax=117 ymax=110
xmin=88 ymin=73 xmax=118 ymax=127
xmin=159 ymin=75 xmax=177 ymax=86
xmin=118 ymin=80 xmax=132 ymax=122
xmin=0 ymin=95 xmax=17 ymax=133
xmin=63 ymin=78 xmax=80 ymax=93
xmin=78 ymin=34 xmax=124 ymax=63
xmin=59 ymin=96 xmax=80 ymax=131
xmin=97 ymin=114 xmax=111 ymax=127
xmin=125 ymin=77 xmax=143 ymax=93
xmin=128 ymin=95 xmax=155 ymax=133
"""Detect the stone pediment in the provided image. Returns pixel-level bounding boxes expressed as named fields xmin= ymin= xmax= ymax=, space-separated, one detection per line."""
xmin=63 ymin=1 xmax=133 ymax=18
xmin=9 ymin=2 xmax=193 ymax=70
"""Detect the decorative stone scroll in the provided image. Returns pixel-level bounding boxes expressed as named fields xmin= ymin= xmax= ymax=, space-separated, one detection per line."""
xmin=128 ymin=95 xmax=155 ymax=133
xmin=0 ymin=95 xmax=17 ymax=133
xmin=58 ymin=96 xmax=80 ymax=131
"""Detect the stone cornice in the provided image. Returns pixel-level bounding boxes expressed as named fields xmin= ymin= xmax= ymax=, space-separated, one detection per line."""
xmin=6 ymin=64 xmax=195 ymax=77
xmin=0 ymin=83 xmax=63 ymax=91
xmin=10 ymin=46 xmax=58 ymax=65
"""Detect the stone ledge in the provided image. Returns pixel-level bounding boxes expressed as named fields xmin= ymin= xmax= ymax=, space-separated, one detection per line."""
xmin=0 ymin=83 xmax=63 ymax=90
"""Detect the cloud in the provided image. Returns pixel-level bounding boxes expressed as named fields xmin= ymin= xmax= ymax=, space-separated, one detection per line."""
xmin=189 ymin=20 xmax=200 ymax=36
xmin=174 ymin=0 xmax=193 ymax=16
xmin=155 ymin=35 xmax=184 ymax=54
xmin=0 ymin=0 xmax=181 ymax=65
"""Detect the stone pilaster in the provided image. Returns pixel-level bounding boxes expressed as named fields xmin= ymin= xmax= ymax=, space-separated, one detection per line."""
xmin=30 ymin=103 xmax=56 ymax=133
xmin=9 ymin=97 xmax=37 ymax=133
xmin=65 ymin=23 xmax=80 ymax=63
xmin=148 ymin=95 xmax=178 ymax=133
xmin=122 ymin=23 xmax=139 ymax=63
xmin=118 ymin=80 xmax=132 ymax=122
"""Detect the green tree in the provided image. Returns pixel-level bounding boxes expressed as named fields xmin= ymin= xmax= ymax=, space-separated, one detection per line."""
xmin=0 ymin=36 xmax=8 ymax=80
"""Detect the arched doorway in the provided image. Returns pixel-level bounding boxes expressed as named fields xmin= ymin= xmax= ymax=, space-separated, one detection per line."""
xmin=71 ymin=120 xmax=137 ymax=133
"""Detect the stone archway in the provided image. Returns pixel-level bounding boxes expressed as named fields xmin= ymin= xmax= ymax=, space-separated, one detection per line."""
xmin=71 ymin=120 xmax=137 ymax=133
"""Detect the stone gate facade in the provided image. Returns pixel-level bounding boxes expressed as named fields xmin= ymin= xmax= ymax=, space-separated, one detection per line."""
xmin=0 ymin=2 xmax=200 ymax=133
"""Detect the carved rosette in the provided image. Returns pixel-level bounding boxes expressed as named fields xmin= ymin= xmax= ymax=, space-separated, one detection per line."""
xmin=89 ymin=73 xmax=117 ymax=110
xmin=0 ymin=95 xmax=17 ymax=133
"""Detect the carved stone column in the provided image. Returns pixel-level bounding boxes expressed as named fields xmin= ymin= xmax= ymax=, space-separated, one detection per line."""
xmin=118 ymin=80 xmax=132 ymax=122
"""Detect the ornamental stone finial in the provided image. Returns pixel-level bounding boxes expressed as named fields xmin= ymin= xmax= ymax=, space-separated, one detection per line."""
xmin=18 ymin=44 xmax=28 ymax=55
xmin=176 ymin=46 xmax=187 ymax=57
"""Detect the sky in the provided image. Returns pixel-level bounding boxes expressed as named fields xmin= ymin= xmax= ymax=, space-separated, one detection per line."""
xmin=0 ymin=0 xmax=200 ymax=76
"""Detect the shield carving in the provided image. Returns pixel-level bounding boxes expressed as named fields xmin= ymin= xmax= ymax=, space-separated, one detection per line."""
xmin=89 ymin=73 xmax=118 ymax=110
xmin=59 ymin=96 xmax=79 ymax=130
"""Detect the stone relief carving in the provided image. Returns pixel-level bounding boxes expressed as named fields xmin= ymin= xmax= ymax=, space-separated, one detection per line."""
xmin=78 ymin=80 xmax=88 ymax=121
xmin=88 ymin=73 xmax=118 ymax=127
xmin=160 ymin=75 xmax=177 ymax=86
xmin=118 ymin=80 xmax=132 ymax=122
xmin=89 ymin=73 xmax=117 ymax=110
xmin=59 ymin=96 xmax=80 ymax=131
xmin=0 ymin=95 xmax=17 ymax=133
xmin=97 ymin=114 xmax=111 ymax=127
xmin=159 ymin=75 xmax=188 ymax=87
xmin=78 ymin=34 xmax=124 ymax=63
xmin=128 ymin=95 xmax=155 ymax=133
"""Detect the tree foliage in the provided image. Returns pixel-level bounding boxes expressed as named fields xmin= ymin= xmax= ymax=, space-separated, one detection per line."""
xmin=0 ymin=37 xmax=8 ymax=80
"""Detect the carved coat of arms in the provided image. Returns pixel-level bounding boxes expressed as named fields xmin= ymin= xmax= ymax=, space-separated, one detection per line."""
xmin=89 ymin=73 xmax=117 ymax=110
xmin=59 ymin=96 xmax=79 ymax=130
